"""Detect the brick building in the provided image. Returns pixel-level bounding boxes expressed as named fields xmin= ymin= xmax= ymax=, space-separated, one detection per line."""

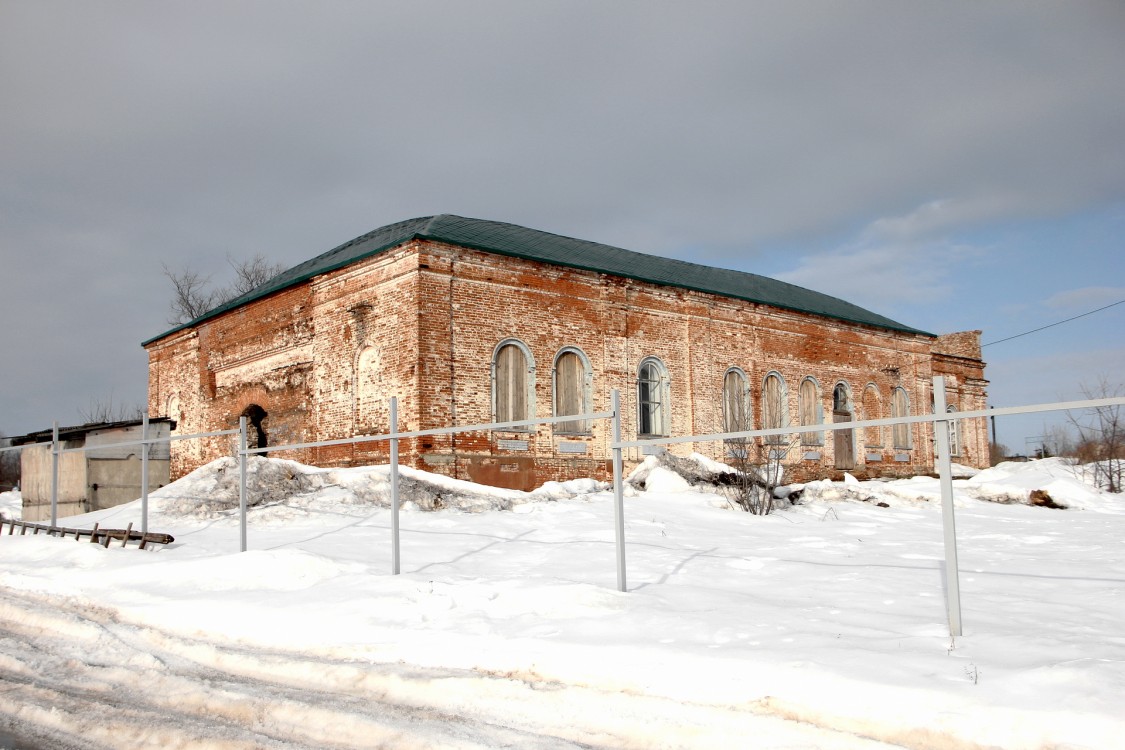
xmin=143 ymin=215 xmax=988 ymax=490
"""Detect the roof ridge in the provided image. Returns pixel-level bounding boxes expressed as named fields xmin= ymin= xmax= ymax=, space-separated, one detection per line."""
xmin=143 ymin=215 xmax=932 ymax=347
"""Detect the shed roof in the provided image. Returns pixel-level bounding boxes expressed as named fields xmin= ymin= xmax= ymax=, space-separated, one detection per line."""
xmin=11 ymin=417 xmax=177 ymax=446
xmin=144 ymin=214 xmax=930 ymax=345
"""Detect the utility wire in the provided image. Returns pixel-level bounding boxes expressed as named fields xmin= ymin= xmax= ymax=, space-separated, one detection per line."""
xmin=982 ymin=298 xmax=1125 ymax=347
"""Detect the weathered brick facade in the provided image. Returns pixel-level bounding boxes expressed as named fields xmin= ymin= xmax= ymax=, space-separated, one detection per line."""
xmin=145 ymin=218 xmax=988 ymax=490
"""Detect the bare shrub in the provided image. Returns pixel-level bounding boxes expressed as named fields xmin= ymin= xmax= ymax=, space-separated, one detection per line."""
xmin=164 ymin=253 xmax=286 ymax=325
xmin=1067 ymin=377 xmax=1124 ymax=493
xmin=78 ymin=396 xmax=145 ymax=424
xmin=721 ymin=436 xmax=798 ymax=515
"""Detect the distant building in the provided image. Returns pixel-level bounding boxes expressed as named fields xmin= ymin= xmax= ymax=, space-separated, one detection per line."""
xmin=12 ymin=419 xmax=175 ymax=521
xmin=143 ymin=215 xmax=988 ymax=491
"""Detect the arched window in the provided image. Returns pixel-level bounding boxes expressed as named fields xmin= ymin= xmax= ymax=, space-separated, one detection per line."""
xmin=798 ymin=377 xmax=823 ymax=446
xmin=554 ymin=347 xmax=592 ymax=434
xmin=891 ymin=387 xmax=911 ymax=449
xmin=637 ymin=357 xmax=670 ymax=437
xmin=493 ymin=339 xmax=535 ymax=426
xmin=722 ymin=368 xmax=752 ymax=433
xmin=357 ymin=345 xmax=382 ymax=431
xmin=862 ymin=384 xmax=882 ymax=448
xmin=762 ymin=372 xmax=788 ymax=444
xmin=947 ymin=405 xmax=961 ymax=456
xmin=832 ymin=382 xmax=856 ymax=469
xmin=165 ymin=393 xmax=181 ymax=432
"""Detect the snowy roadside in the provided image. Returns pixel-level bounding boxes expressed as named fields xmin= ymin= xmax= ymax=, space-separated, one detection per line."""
xmin=1 ymin=457 xmax=1123 ymax=749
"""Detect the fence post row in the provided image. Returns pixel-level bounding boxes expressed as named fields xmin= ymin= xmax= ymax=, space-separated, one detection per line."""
xmin=12 ymin=391 xmax=1125 ymax=637
xmin=234 ymin=398 xmax=620 ymax=574
xmin=4 ymin=423 xmax=244 ymax=544
xmin=609 ymin=390 xmax=1124 ymax=637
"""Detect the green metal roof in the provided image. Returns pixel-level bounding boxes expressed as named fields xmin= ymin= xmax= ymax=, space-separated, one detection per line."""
xmin=144 ymin=214 xmax=931 ymax=346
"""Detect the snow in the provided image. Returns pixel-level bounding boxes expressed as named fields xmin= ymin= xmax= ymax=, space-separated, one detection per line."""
xmin=0 ymin=488 xmax=19 ymax=522
xmin=1 ymin=457 xmax=1123 ymax=749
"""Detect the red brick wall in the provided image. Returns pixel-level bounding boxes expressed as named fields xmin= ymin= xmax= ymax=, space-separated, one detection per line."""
xmin=146 ymin=239 xmax=989 ymax=489
xmin=931 ymin=331 xmax=990 ymax=468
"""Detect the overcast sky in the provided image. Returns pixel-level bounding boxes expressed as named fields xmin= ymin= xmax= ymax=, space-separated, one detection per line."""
xmin=2 ymin=1 xmax=1123 ymax=454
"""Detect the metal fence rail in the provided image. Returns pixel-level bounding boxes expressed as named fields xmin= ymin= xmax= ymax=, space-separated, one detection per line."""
xmin=1 ymin=421 xmax=242 ymax=532
xmin=609 ymin=376 xmax=1125 ymax=637
xmin=249 ymin=397 xmax=620 ymax=572
xmin=5 ymin=379 xmax=1123 ymax=639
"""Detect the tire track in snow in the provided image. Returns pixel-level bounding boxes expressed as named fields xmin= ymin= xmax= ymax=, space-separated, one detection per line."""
xmin=0 ymin=589 xmax=916 ymax=749
xmin=0 ymin=589 xmax=592 ymax=749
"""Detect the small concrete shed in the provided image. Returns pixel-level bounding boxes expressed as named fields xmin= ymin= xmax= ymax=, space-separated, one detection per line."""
xmin=13 ymin=418 xmax=176 ymax=521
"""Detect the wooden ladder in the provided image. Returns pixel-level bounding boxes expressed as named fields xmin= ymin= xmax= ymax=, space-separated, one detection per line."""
xmin=2 ymin=518 xmax=174 ymax=549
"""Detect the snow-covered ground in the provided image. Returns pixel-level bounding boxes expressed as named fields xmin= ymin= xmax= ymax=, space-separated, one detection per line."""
xmin=1 ymin=456 xmax=1122 ymax=749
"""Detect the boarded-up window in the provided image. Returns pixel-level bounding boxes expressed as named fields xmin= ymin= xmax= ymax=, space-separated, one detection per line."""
xmin=863 ymin=385 xmax=882 ymax=447
xmin=799 ymin=378 xmax=822 ymax=445
xmin=722 ymin=369 xmax=751 ymax=433
xmin=357 ymin=346 xmax=382 ymax=432
xmin=554 ymin=350 xmax=588 ymax=434
xmin=638 ymin=358 xmax=669 ymax=436
xmin=891 ymin=387 xmax=911 ymax=449
xmin=762 ymin=373 xmax=786 ymax=444
xmin=495 ymin=342 xmax=530 ymax=423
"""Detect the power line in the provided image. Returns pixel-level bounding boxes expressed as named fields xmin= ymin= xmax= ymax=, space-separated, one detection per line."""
xmin=982 ymin=298 xmax=1125 ymax=347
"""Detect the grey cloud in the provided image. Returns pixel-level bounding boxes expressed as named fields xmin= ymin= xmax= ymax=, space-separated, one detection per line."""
xmin=2 ymin=1 xmax=1124 ymax=434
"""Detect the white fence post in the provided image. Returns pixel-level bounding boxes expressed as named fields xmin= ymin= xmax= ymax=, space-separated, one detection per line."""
xmin=50 ymin=421 xmax=59 ymax=527
xmin=239 ymin=416 xmax=248 ymax=553
xmin=612 ymin=389 xmax=626 ymax=592
xmin=933 ymin=376 xmax=963 ymax=637
xmin=390 ymin=396 xmax=400 ymax=575
xmin=140 ymin=412 xmax=149 ymax=535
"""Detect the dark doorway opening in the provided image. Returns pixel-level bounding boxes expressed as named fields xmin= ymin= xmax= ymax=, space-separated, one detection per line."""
xmin=242 ymin=404 xmax=268 ymax=454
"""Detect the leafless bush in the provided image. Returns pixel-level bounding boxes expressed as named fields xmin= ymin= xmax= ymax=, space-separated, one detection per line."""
xmin=1043 ymin=424 xmax=1077 ymax=458
xmin=1067 ymin=377 xmax=1124 ymax=493
xmin=78 ymin=396 xmax=145 ymax=424
xmin=164 ymin=253 xmax=286 ymax=325
xmin=722 ymin=436 xmax=798 ymax=515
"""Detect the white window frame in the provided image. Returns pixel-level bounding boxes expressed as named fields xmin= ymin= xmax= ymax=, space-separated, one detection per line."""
xmin=637 ymin=356 xmax=671 ymax=437
xmin=491 ymin=338 xmax=536 ymax=429
xmin=947 ymin=404 xmax=961 ymax=457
